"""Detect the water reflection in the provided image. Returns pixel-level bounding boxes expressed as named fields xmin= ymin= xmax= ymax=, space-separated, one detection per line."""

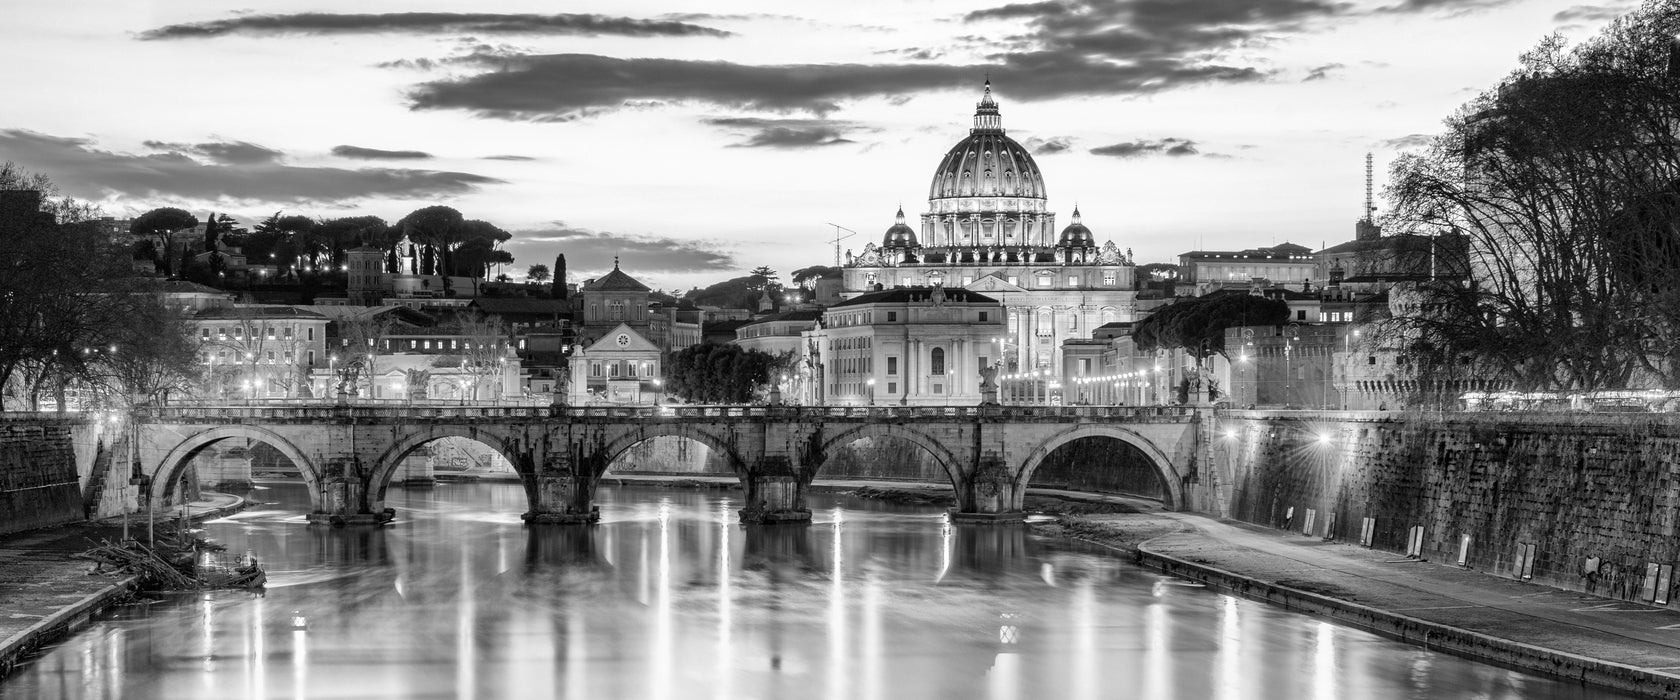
xmin=0 ymin=482 xmax=1635 ymax=700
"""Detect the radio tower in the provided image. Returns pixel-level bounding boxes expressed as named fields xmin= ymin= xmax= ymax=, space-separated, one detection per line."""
xmin=1356 ymin=153 xmax=1380 ymax=241
xmin=1364 ymin=152 xmax=1375 ymax=223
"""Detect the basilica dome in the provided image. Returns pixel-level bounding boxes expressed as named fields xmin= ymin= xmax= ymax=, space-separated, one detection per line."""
xmin=882 ymin=206 xmax=917 ymax=247
xmin=926 ymin=82 xmax=1047 ymax=204
xmin=1058 ymin=207 xmax=1095 ymax=247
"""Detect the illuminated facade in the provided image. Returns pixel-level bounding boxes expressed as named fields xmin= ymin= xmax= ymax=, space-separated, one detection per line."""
xmin=841 ymin=83 xmax=1138 ymax=375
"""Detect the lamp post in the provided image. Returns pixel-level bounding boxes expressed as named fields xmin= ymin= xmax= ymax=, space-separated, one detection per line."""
xmin=866 ymin=378 xmax=875 ymax=406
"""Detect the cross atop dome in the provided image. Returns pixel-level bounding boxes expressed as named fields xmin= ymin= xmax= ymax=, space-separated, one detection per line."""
xmin=973 ymin=79 xmax=1003 ymax=133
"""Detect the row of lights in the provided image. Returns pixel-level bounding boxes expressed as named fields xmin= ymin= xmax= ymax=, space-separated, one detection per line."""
xmin=1222 ymin=427 xmax=1341 ymax=445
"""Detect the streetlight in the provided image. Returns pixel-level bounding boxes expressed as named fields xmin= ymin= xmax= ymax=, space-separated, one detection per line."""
xmin=866 ymin=377 xmax=875 ymax=406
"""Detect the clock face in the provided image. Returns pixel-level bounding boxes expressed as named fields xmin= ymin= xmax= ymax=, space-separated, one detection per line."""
xmin=615 ymin=333 xmax=630 ymax=347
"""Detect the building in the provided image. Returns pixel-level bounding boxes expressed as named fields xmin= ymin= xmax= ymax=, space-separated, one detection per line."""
xmin=569 ymin=323 xmax=662 ymax=405
xmin=734 ymin=310 xmax=823 ymax=357
xmin=574 ymin=260 xmax=653 ymax=348
xmin=1177 ymin=243 xmax=1317 ymax=294
xmin=805 ymin=286 xmax=1004 ymax=406
xmin=841 ymin=82 xmax=1138 ymax=375
xmin=191 ymin=305 xmax=331 ymax=400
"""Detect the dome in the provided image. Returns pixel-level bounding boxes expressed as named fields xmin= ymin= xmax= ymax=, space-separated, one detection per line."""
xmin=927 ymin=82 xmax=1047 ymax=202
xmin=882 ymin=206 xmax=917 ymax=248
xmin=1058 ymin=207 xmax=1094 ymax=247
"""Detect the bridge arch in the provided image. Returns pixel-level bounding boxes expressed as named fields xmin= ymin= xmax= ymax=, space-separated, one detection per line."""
xmin=151 ymin=425 xmax=321 ymax=509
xmin=369 ymin=426 xmax=525 ymax=511
xmin=817 ymin=423 xmax=962 ymax=490
xmin=1015 ymin=424 xmax=1185 ymax=511
xmin=596 ymin=425 xmax=748 ymax=477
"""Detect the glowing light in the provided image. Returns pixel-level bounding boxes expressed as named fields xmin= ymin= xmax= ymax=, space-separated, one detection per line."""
xmin=1225 ymin=430 xmax=1237 ymax=440
xmin=1318 ymin=433 xmax=1332 ymax=445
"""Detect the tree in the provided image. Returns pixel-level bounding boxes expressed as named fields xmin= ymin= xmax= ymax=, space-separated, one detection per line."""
xmin=790 ymin=265 xmax=839 ymax=287
xmin=527 ymin=264 xmax=550 ymax=284
xmin=315 ymin=215 xmax=387 ymax=267
xmin=130 ymin=207 xmax=197 ymax=276
xmin=0 ymin=161 xmax=102 ymax=224
xmin=1133 ymin=294 xmax=1290 ymax=360
xmin=553 ymin=253 xmax=568 ymax=300
xmin=1380 ymin=7 xmax=1680 ymax=392
xmin=664 ymin=342 xmax=776 ymax=403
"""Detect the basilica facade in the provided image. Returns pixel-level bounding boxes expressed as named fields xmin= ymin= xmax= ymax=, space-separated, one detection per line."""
xmin=842 ymin=83 xmax=1138 ymax=374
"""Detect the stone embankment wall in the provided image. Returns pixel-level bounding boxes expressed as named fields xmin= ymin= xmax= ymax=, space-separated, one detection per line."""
xmin=1223 ymin=410 xmax=1680 ymax=604
xmin=0 ymin=415 xmax=113 ymax=535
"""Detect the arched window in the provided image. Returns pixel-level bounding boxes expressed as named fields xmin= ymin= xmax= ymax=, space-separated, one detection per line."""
xmin=930 ymin=347 xmax=946 ymax=376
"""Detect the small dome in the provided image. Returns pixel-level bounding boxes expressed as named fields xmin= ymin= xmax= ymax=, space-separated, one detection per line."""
xmin=882 ymin=206 xmax=918 ymax=248
xmin=1058 ymin=207 xmax=1094 ymax=247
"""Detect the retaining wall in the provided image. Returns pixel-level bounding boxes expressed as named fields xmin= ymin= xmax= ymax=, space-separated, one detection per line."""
xmin=1223 ymin=410 xmax=1680 ymax=604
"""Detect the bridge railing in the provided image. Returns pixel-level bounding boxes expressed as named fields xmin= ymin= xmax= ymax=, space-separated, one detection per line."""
xmin=138 ymin=402 xmax=1204 ymax=422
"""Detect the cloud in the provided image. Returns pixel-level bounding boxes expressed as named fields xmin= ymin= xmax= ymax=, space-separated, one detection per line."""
xmin=406 ymin=52 xmax=1263 ymax=119
xmin=482 ymin=154 xmax=536 ymax=161
xmin=704 ymin=117 xmax=863 ymax=148
xmin=506 ymin=224 xmax=736 ymax=274
xmin=331 ymin=145 xmax=434 ymax=160
xmin=0 ymin=130 xmax=501 ymax=206
xmin=140 ymin=139 xmax=283 ymax=165
xmin=1374 ymin=0 xmax=1517 ymax=13
xmin=1021 ymin=136 xmax=1074 ymax=154
xmin=1303 ymin=63 xmax=1344 ymax=81
xmin=139 ymin=12 xmax=730 ymax=40
xmin=1552 ymin=4 xmax=1630 ymax=22
xmin=1089 ymin=138 xmax=1209 ymax=158
xmin=1377 ymin=133 xmax=1435 ymax=150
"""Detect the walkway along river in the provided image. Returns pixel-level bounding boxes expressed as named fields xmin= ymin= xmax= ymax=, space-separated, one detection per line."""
xmin=0 ymin=482 xmax=1634 ymax=699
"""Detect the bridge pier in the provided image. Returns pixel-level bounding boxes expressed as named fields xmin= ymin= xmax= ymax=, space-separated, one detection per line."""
xmin=950 ymin=454 xmax=1026 ymax=523
xmin=307 ymin=457 xmax=393 ymax=527
xmin=522 ymin=474 xmax=600 ymax=524
xmin=739 ymin=458 xmax=811 ymax=524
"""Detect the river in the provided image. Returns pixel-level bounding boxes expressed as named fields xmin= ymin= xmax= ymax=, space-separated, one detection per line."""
xmin=0 ymin=482 xmax=1631 ymax=699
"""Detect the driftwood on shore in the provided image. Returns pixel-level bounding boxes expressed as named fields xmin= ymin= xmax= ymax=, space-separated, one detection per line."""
xmin=76 ymin=533 xmax=265 ymax=590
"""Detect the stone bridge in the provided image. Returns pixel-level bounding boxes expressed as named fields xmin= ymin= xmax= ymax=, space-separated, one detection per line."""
xmin=134 ymin=404 xmax=1211 ymax=525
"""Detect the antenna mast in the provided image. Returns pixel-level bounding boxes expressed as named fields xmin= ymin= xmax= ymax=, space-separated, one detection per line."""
xmin=1363 ymin=152 xmax=1375 ymax=223
xmin=825 ymin=223 xmax=857 ymax=266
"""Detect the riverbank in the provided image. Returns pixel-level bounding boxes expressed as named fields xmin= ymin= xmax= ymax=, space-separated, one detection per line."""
xmin=0 ymin=492 xmax=248 ymax=682
xmin=1046 ymin=510 xmax=1680 ymax=699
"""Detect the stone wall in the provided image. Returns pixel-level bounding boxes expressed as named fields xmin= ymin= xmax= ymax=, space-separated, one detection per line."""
xmin=0 ymin=417 xmax=99 ymax=535
xmin=1223 ymin=410 xmax=1680 ymax=604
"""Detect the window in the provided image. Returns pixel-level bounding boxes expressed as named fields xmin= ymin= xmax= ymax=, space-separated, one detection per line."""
xmin=888 ymin=312 xmax=898 ymax=322
xmin=979 ymin=355 xmax=989 ymax=368
xmin=609 ymin=363 xmax=621 ymax=377
xmin=308 ymin=351 xmax=316 ymax=366
xmin=888 ymin=382 xmax=898 ymax=394
xmin=1038 ymin=276 xmax=1051 ymax=288
xmin=591 ymin=363 xmax=603 ymax=377
xmin=266 ymin=326 xmax=275 ymax=340
xmin=200 ymin=329 xmax=210 ymax=340
xmin=930 ymin=347 xmax=945 ymax=375
xmin=979 ymin=312 xmax=988 ymax=322
xmin=265 ymin=351 xmax=275 ymax=361
xmin=1296 ymin=310 xmax=1307 ymax=321
xmin=627 ymin=362 xmax=637 ymax=377
xmin=1008 ymin=276 xmax=1019 ymax=286
xmin=1068 ymin=275 xmax=1078 ymax=286
xmin=887 ymin=357 xmax=898 ymax=375
xmin=1368 ymin=356 xmax=1376 ymax=365
xmin=1103 ymin=270 xmax=1117 ymax=286
xmin=233 ymin=328 xmax=243 ymax=339
xmin=933 ymin=384 xmax=943 ymax=394
xmin=284 ymin=327 xmax=294 ymax=339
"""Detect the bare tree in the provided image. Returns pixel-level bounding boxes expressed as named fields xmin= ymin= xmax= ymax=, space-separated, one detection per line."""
xmin=1379 ymin=10 xmax=1680 ymax=395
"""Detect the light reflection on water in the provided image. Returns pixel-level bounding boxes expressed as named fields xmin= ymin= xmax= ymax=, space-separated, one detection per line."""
xmin=1 ymin=482 xmax=1633 ymax=700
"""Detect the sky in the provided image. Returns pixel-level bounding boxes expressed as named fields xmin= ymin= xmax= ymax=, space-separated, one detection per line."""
xmin=0 ymin=0 xmax=1635 ymax=292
